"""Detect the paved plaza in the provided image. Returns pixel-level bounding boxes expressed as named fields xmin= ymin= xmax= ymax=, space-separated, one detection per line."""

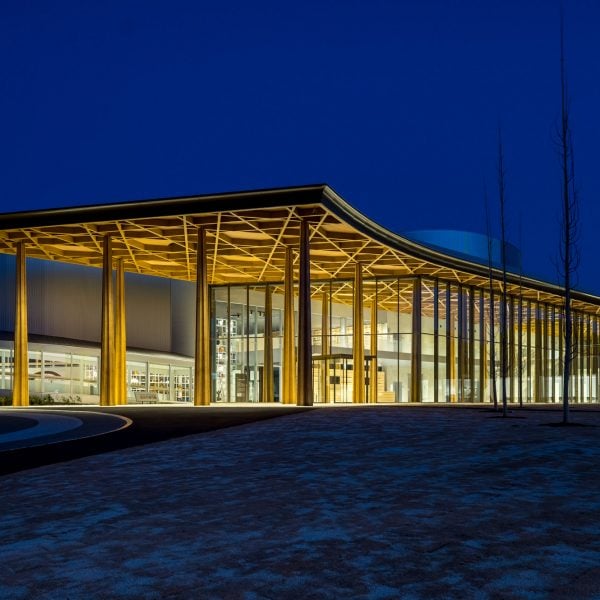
xmin=0 ymin=405 xmax=308 ymax=475
xmin=2 ymin=406 xmax=600 ymax=599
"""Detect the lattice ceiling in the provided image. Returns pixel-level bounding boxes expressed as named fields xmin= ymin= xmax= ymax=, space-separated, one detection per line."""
xmin=0 ymin=187 xmax=598 ymax=316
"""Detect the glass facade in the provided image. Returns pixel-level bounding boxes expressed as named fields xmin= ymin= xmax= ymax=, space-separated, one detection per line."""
xmin=211 ymin=285 xmax=285 ymax=403
xmin=0 ymin=345 xmax=192 ymax=404
xmin=209 ymin=277 xmax=600 ymax=404
xmin=3 ymin=188 xmax=600 ymax=409
xmin=1 ymin=276 xmax=598 ymax=406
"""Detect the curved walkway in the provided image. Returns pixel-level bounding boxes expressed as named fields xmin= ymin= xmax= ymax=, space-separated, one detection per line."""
xmin=0 ymin=410 xmax=130 ymax=452
xmin=0 ymin=405 xmax=309 ymax=475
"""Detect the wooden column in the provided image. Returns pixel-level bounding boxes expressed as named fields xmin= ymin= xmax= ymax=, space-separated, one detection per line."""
xmin=587 ymin=314 xmax=592 ymax=403
xmin=445 ymin=285 xmax=453 ymax=403
xmin=518 ymin=297 xmax=523 ymax=406
xmin=297 ymin=219 xmax=313 ymax=406
xmin=572 ymin=314 xmax=576 ymax=403
xmin=457 ymin=286 xmax=464 ymax=402
xmin=542 ymin=305 xmax=548 ymax=401
xmin=114 ymin=258 xmax=127 ymax=405
xmin=534 ymin=303 xmax=542 ymax=402
xmin=282 ymin=247 xmax=297 ymax=404
xmin=370 ymin=298 xmax=378 ymax=404
xmin=509 ymin=297 xmax=515 ymax=402
xmin=411 ymin=278 xmax=422 ymax=403
xmin=321 ymin=291 xmax=329 ymax=403
xmin=449 ymin=336 xmax=456 ymax=402
xmin=468 ymin=288 xmax=475 ymax=402
xmin=527 ymin=301 xmax=532 ymax=402
xmin=12 ymin=242 xmax=28 ymax=407
xmin=489 ymin=290 xmax=497 ymax=405
xmin=194 ymin=227 xmax=211 ymax=406
xmin=551 ymin=307 xmax=556 ymax=403
xmin=100 ymin=235 xmax=114 ymax=406
xmin=579 ymin=314 xmax=584 ymax=402
xmin=352 ymin=262 xmax=365 ymax=403
xmin=262 ymin=284 xmax=273 ymax=402
xmin=479 ymin=289 xmax=486 ymax=403
xmin=434 ymin=281 xmax=439 ymax=403
xmin=592 ymin=317 xmax=600 ymax=402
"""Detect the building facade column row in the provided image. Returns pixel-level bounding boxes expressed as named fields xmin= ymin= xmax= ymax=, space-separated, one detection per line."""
xmin=194 ymin=222 xmax=313 ymax=406
xmin=17 ymin=222 xmax=600 ymax=408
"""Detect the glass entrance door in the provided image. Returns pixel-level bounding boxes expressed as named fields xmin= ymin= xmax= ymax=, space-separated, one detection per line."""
xmin=312 ymin=354 xmax=374 ymax=403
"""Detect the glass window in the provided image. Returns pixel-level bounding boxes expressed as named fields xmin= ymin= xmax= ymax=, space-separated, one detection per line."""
xmin=73 ymin=354 xmax=99 ymax=398
xmin=128 ymin=361 xmax=147 ymax=401
xmin=149 ymin=363 xmax=170 ymax=402
xmin=172 ymin=366 xmax=192 ymax=403
xmin=43 ymin=352 xmax=72 ymax=396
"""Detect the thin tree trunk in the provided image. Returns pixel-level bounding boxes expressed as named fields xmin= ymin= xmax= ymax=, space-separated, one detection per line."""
xmin=518 ymin=212 xmax=524 ymax=408
xmin=498 ymin=130 xmax=509 ymax=417
xmin=484 ymin=188 xmax=498 ymax=410
xmin=559 ymin=11 xmax=575 ymax=424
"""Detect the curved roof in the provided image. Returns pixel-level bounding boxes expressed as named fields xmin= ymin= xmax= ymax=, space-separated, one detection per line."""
xmin=0 ymin=183 xmax=598 ymax=314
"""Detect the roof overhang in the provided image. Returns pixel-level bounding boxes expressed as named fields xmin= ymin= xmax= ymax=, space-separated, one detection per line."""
xmin=0 ymin=183 xmax=598 ymax=314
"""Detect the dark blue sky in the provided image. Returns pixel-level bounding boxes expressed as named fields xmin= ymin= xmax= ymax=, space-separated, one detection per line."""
xmin=1 ymin=1 xmax=599 ymax=291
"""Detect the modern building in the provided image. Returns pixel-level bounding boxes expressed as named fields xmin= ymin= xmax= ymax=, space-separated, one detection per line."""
xmin=0 ymin=184 xmax=599 ymax=407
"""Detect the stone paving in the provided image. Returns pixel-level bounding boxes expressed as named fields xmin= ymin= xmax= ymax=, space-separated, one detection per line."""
xmin=2 ymin=406 xmax=600 ymax=599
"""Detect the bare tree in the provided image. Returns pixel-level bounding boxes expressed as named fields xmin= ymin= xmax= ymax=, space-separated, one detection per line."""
xmin=498 ymin=129 xmax=509 ymax=417
xmin=484 ymin=186 xmax=498 ymax=410
xmin=557 ymin=10 xmax=579 ymax=424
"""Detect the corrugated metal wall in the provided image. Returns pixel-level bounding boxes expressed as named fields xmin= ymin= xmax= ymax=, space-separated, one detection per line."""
xmin=31 ymin=259 xmax=102 ymax=342
xmin=0 ymin=255 xmax=15 ymax=332
xmin=170 ymin=279 xmax=196 ymax=356
xmin=125 ymin=272 xmax=172 ymax=351
xmin=0 ymin=255 xmax=191 ymax=355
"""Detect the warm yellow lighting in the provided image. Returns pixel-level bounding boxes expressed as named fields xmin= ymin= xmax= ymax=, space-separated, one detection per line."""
xmin=219 ymin=272 xmax=256 ymax=279
xmin=322 ymin=223 xmax=355 ymax=233
xmin=50 ymin=244 xmax=94 ymax=253
xmin=144 ymin=259 xmax=180 ymax=267
xmin=222 ymin=231 xmax=271 ymax=240
xmin=129 ymin=238 xmax=172 ymax=248
xmin=219 ymin=254 xmax=262 ymax=262
xmin=311 ymin=249 xmax=346 ymax=257
xmin=370 ymin=264 xmax=409 ymax=271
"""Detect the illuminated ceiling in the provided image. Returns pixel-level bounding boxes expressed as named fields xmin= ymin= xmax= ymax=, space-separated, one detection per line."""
xmin=0 ymin=184 xmax=598 ymax=315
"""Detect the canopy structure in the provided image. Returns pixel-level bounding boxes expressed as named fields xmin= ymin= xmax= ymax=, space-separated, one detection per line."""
xmin=0 ymin=184 xmax=599 ymax=407
xmin=0 ymin=184 xmax=598 ymax=313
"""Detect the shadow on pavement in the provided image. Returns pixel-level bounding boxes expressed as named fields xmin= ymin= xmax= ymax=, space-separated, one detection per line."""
xmin=0 ymin=405 xmax=311 ymax=476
